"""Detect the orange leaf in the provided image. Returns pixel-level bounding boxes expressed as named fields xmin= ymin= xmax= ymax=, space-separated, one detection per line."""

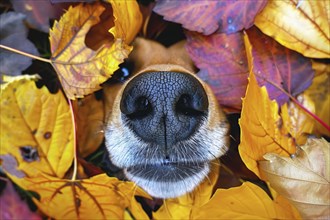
xmin=304 ymin=61 xmax=330 ymax=136
xmin=193 ymin=182 xmax=301 ymax=219
xmin=259 ymin=137 xmax=330 ymax=219
xmin=281 ymin=94 xmax=315 ymax=145
xmin=24 ymin=174 xmax=148 ymax=219
xmin=49 ymin=2 xmax=141 ymax=99
xmin=107 ymin=0 xmax=143 ymax=44
xmin=0 ymin=75 xmax=74 ymax=189
xmin=238 ymin=70 xmax=296 ymax=178
xmin=254 ymin=0 xmax=330 ymax=58
xmin=73 ymin=94 xmax=104 ymax=157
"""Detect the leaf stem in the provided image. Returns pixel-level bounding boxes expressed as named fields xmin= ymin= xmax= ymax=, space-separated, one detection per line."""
xmin=255 ymin=72 xmax=330 ymax=132
xmin=0 ymin=44 xmax=51 ymax=63
xmin=68 ymin=99 xmax=78 ymax=181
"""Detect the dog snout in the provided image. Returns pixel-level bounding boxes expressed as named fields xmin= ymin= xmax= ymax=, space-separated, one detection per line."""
xmin=120 ymin=71 xmax=208 ymax=149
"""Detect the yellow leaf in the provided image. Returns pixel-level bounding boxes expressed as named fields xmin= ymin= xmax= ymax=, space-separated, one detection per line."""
xmin=259 ymin=137 xmax=330 ymax=219
xmin=73 ymin=94 xmax=104 ymax=157
xmin=25 ymin=173 xmax=147 ymax=219
xmin=255 ymin=0 xmax=330 ymax=58
xmin=304 ymin=61 xmax=330 ymax=136
xmin=0 ymin=75 xmax=74 ymax=189
xmin=193 ymin=182 xmax=301 ymax=219
xmin=107 ymin=0 xmax=143 ymax=44
xmin=153 ymin=162 xmax=219 ymax=219
xmin=281 ymin=94 xmax=315 ymax=145
xmin=49 ymin=2 xmax=141 ymax=99
xmin=238 ymin=70 xmax=296 ymax=178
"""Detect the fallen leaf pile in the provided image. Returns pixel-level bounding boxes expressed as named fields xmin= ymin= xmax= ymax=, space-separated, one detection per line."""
xmin=0 ymin=0 xmax=329 ymax=219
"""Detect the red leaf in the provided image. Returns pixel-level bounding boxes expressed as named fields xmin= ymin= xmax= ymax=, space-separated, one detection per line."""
xmin=153 ymin=0 xmax=267 ymax=35
xmin=246 ymin=26 xmax=314 ymax=105
xmin=186 ymin=31 xmax=249 ymax=112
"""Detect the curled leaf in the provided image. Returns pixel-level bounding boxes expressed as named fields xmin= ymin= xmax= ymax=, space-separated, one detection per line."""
xmin=238 ymin=71 xmax=295 ymax=178
xmin=154 ymin=0 xmax=267 ymax=35
xmin=259 ymin=137 xmax=330 ymax=219
xmin=107 ymin=0 xmax=143 ymax=44
xmin=50 ymin=2 xmax=141 ymax=99
xmin=0 ymin=75 xmax=74 ymax=189
xmin=255 ymin=0 xmax=330 ymax=58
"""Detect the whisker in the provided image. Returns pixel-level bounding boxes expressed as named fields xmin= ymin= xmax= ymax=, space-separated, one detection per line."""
xmin=230 ymin=134 xmax=237 ymax=142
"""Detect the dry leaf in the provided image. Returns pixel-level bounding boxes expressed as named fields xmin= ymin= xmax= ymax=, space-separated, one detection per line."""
xmin=281 ymin=94 xmax=315 ymax=145
xmin=24 ymin=174 xmax=148 ymax=219
xmin=153 ymin=162 xmax=219 ymax=219
xmin=238 ymin=70 xmax=296 ymax=178
xmin=73 ymin=94 xmax=104 ymax=157
xmin=193 ymin=182 xmax=300 ymax=219
xmin=259 ymin=137 xmax=330 ymax=219
xmin=49 ymin=2 xmax=141 ymax=99
xmin=304 ymin=61 xmax=330 ymax=136
xmin=0 ymin=75 xmax=74 ymax=189
xmin=254 ymin=0 xmax=330 ymax=58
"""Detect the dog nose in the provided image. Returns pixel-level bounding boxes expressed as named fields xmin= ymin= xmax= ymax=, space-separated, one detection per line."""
xmin=120 ymin=71 xmax=208 ymax=148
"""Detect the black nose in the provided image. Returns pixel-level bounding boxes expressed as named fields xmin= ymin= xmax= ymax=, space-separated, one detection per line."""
xmin=120 ymin=71 xmax=208 ymax=149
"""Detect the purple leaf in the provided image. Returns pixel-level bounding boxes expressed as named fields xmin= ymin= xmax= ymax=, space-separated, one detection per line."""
xmin=186 ymin=31 xmax=249 ymax=112
xmin=154 ymin=0 xmax=267 ymax=35
xmin=246 ymin=26 xmax=314 ymax=105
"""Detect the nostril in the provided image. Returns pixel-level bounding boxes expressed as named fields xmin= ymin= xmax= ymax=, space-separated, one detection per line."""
xmin=121 ymin=96 xmax=152 ymax=120
xmin=176 ymin=94 xmax=207 ymax=117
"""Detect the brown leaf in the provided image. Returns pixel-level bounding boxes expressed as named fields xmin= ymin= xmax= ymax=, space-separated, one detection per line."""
xmin=255 ymin=0 xmax=330 ymax=58
xmin=259 ymin=137 xmax=330 ymax=219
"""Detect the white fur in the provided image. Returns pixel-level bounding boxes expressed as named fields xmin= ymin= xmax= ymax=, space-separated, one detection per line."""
xmin=105 ymin=112 xmax=227 ymax=198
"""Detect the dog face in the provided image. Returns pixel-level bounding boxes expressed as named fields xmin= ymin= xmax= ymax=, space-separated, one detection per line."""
xmin=104 ymin=38 xmax=229 ymax=199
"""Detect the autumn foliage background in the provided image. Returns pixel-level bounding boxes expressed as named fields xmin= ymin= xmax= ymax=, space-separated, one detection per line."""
xmin=0 ymin=0 xmax=329 ymax=219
